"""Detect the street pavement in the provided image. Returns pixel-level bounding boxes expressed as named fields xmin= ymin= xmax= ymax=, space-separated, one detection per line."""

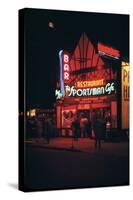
xmin=24 ymin=137 xmax=129 ymax=191
xmin=25 ymin=137 xmax=129 ymax=156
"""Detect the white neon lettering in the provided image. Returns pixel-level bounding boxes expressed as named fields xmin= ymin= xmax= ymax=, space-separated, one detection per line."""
xmin=64 ymin=64 xmax=69 ymax=71
xmin=64 ymin=72 xmax=69 ymax=80
xmin=63 ymin=53 xmax=70 ymax=82
xmin=77 ymin=89 xmax=82 ymax=96
xmin=68 ymin=86 xmax=74 ymax=96
xmin=64 ymin=54 xmax=69 ymax=62
xmin=64 ymin=82 xmax=115 ymax=97
xmin=105 ymin=83 xmax=114 ymax=94
xmin=55 ymin=89 xmax=62 ymax=99
xmin=82 ymin=89 xmax=87 ymax=96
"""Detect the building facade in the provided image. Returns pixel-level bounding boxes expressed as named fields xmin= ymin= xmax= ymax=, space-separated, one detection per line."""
xmin=55 ymin=33 xmax=129 ymax=137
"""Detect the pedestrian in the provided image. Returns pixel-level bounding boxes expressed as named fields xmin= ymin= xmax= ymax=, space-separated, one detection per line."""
xmin=71 ymin=116 xmax=80 ymax=140
xmin=93 ymin=116 xmax=103 ymax=149
xmin=86 ymin=118 xmax=92 ymax=138
xmin=28 ymin=117 xmax=36 ymax=139
xmin=80 ymin=115 xmax=88 ymax=138
xmin=45 ymin=118 xmax=51 ymax=144
xmin=102 ymin=117 xmax=106 ymax=141
xmin=36 ymin=118 xmax=43 ymax=140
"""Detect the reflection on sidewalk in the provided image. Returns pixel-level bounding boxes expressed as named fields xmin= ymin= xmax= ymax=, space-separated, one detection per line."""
xmin=25 ymin=137 xmax=129 ymax=156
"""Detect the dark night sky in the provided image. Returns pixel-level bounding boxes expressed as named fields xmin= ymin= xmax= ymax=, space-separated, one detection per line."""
xmin=24 ymin=8 xmax=129 ymax=109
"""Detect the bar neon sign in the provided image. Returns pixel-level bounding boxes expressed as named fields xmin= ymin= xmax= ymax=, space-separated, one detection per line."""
xmin=98 ymin=42 xmax=120 ymax=59
xmin=58 ymin=50 xmax=70 ymax=97
xmin=62 ymin=53 xmax=70 ymax=82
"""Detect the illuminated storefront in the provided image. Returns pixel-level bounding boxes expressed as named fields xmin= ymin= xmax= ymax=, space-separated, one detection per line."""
xmin=55 ymin=33 xmax=129 ymax=136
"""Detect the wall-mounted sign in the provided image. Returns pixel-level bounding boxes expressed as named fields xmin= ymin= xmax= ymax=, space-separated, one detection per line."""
xmin=62 ymin=52 xmax=70 ymax=82
xmin=65 ymin=82 xmax=115 ymax=97
xmin=59 ymin=50 xmax=70 ymax=97
xmin=98 ymin=42 xmax=120 ymax=59
xmin=55 ymin=81 xmax=115 ymax=99
xmin=75 ymin=79 xmax=104 ymax=88
xmin=121 ymin=61 xmax=129 ymax=129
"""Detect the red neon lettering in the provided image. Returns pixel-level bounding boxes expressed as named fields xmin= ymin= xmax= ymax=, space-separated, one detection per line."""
xmin=98 ymin=43 xmax=120 ymax=57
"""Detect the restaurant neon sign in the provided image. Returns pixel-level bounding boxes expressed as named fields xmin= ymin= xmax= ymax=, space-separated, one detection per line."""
xmin=65 ymin=82 xmax=115 ymax=97
xmin=55 ymin=82 xmax=115 ymax=99
xmin=76 ymin=79 xmax=104 ymax=88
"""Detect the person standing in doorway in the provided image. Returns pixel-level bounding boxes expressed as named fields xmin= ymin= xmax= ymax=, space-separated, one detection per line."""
xmin=93 ymin=116 xmax=103 ymax=149
xmin=86 ymin=118 xmax=92 ymax=138
xmin=80 ymin=114 xmax=88 ymax=138
xmin=71 ymin=116 xmax=80 ymax=140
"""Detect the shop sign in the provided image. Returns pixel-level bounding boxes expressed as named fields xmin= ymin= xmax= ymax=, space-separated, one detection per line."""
xmin=62 ymin=53 xmax=70 ymax=82
xmin=98 ymin=42 xmax=120 ymax=59
xmin=122 ymin=63 xmax=129 ymax=101
xmin=76 ymin=79 xmax=104 ymax=88
xmin=65 ymin=82 xmax=115 ymax=97
xmin=59 ymin=50 xmax=70 ymax=96
xmin=55 ymin=82 xmax=115 ymax=99
xmin=121 ymin=62 xmax=129 ymax=129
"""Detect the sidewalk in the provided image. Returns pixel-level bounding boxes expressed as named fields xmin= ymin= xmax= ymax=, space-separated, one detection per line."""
xmin=25 ymin=137 xmax=129 ymax=156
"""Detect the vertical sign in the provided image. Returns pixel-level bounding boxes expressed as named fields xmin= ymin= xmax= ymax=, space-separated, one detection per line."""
xmin=58 ymin=50 xmax=70 ymax=97
xmin=122 ymin=62 xmax=129 ymax=129
xmin=62 ymin=52 xmax=70 ymax=83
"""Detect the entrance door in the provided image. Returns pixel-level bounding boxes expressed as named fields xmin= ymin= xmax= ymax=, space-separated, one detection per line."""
xmin=77 ymin=109 xmax=90 ymax=120
xmin=77 ymin=107 xmax=111 ymax=122
xmin=91 ymin=107 xmax=111 ymax=121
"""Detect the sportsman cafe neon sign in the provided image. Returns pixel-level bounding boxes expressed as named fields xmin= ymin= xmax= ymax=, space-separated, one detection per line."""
xmin=65 ymin=82 xmax=115 ymax=97
xmin=55 ymin=81 xmax=115 ymax=99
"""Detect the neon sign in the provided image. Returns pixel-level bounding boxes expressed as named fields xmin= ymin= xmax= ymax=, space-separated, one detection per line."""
xmin=59 ymin=50 xmax=70 ymax=97
xmin=62 ymin=53 xmax=70 ymax=82
xmin=55 ymin=81 xmax=115 ymax=99
xmin=98 ymin=42 xmax=120 ymax=59
xmin=55 ymin=89 xmax=63 ymax=99
xmin=65 ymin=82 xmax=115 ymax=97
xmin=76 ymin=79 xmax=104 ymax=88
